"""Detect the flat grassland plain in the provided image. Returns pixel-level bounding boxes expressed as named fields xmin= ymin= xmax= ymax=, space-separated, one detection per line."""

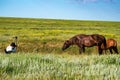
xmin=0 ymin=17 xmax=120 ymax=80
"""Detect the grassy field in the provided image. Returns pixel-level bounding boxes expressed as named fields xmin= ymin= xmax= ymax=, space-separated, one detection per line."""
xmin=0 ymin=17 xmax=120 ymax=54
xmin=0 ymin=53 xmax=120 ymax=80
xmin=0 ymin=17 xmax=120 ymax=80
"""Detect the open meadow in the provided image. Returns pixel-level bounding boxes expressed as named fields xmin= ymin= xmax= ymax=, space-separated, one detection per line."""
xmin=0 ymin=17 xmax=120 ymax=80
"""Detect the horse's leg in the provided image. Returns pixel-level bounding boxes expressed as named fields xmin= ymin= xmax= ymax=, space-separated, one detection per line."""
xmin=83 ymin=46 xmax=85 ymax=53
xmin=113 ymin=47 xmax=119 ymax=54
xmin=78 ymin=45 xmax=84 ymax=54
xmin=104 ymin=49 xmax=107 ymax=54
xmin=79 ymin=48 xmax=82 ymax=54
xmin=101 ymin=49 xmax=103 ymax=55
xmin=98 ymin=46 xmax=102 ymax=55
xmin=109 ymin=48 xmax=113 ymax=54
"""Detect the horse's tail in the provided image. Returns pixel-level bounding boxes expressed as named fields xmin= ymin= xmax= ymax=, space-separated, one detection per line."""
xmin=103 ymin=37 xmax=107 ymax=49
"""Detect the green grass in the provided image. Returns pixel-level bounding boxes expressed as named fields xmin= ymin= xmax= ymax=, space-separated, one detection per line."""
xmin=0 ymin=53 xmax=120 ymax=80
xmin=0 ymin=17 xmax=120 ymax=80
xmin=0 ymin=17 xmax=120 ymax=54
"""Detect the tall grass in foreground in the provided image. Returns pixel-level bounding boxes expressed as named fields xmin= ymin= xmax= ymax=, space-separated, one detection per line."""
xmin=0 ymin=53 xmax=120 ymax=80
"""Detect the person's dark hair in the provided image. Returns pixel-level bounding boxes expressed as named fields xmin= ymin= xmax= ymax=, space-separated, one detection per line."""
xmin=10 ymin=42 xmax=16 ymax=47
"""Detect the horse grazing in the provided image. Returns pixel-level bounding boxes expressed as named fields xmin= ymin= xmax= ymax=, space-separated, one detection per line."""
xmin=62 ymin=34 xmax=106 ymax=55
xmin=100 ymin=39 xmax=119 ymax=54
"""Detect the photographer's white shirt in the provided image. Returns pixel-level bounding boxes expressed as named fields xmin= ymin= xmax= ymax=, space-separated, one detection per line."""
xmin=6 ymin=45 xmax=16 ymax=52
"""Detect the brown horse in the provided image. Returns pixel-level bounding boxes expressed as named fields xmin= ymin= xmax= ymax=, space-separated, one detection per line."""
xmin=62 ymin=34 xmax=106 ymax=55
xmin=100 ymin=39 xmax=119 ymax=54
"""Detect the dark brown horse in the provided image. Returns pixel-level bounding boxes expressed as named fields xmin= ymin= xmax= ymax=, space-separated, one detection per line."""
xmin=100 ymin=39 xmax=119 ymax=54
xmin=62 ymin=34 xmax=106 ymax=55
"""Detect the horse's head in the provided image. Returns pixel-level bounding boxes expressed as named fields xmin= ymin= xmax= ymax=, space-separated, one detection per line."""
xmin=62 ymin=40 xmax=71 ymax=51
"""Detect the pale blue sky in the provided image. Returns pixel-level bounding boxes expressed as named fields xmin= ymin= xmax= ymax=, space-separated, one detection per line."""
xmin=0 ymin=0 xmax=120 ymax=21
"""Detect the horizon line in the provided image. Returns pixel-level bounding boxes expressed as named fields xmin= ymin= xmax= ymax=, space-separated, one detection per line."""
xmin=0 ymin=16 xmax=120 ymax=22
